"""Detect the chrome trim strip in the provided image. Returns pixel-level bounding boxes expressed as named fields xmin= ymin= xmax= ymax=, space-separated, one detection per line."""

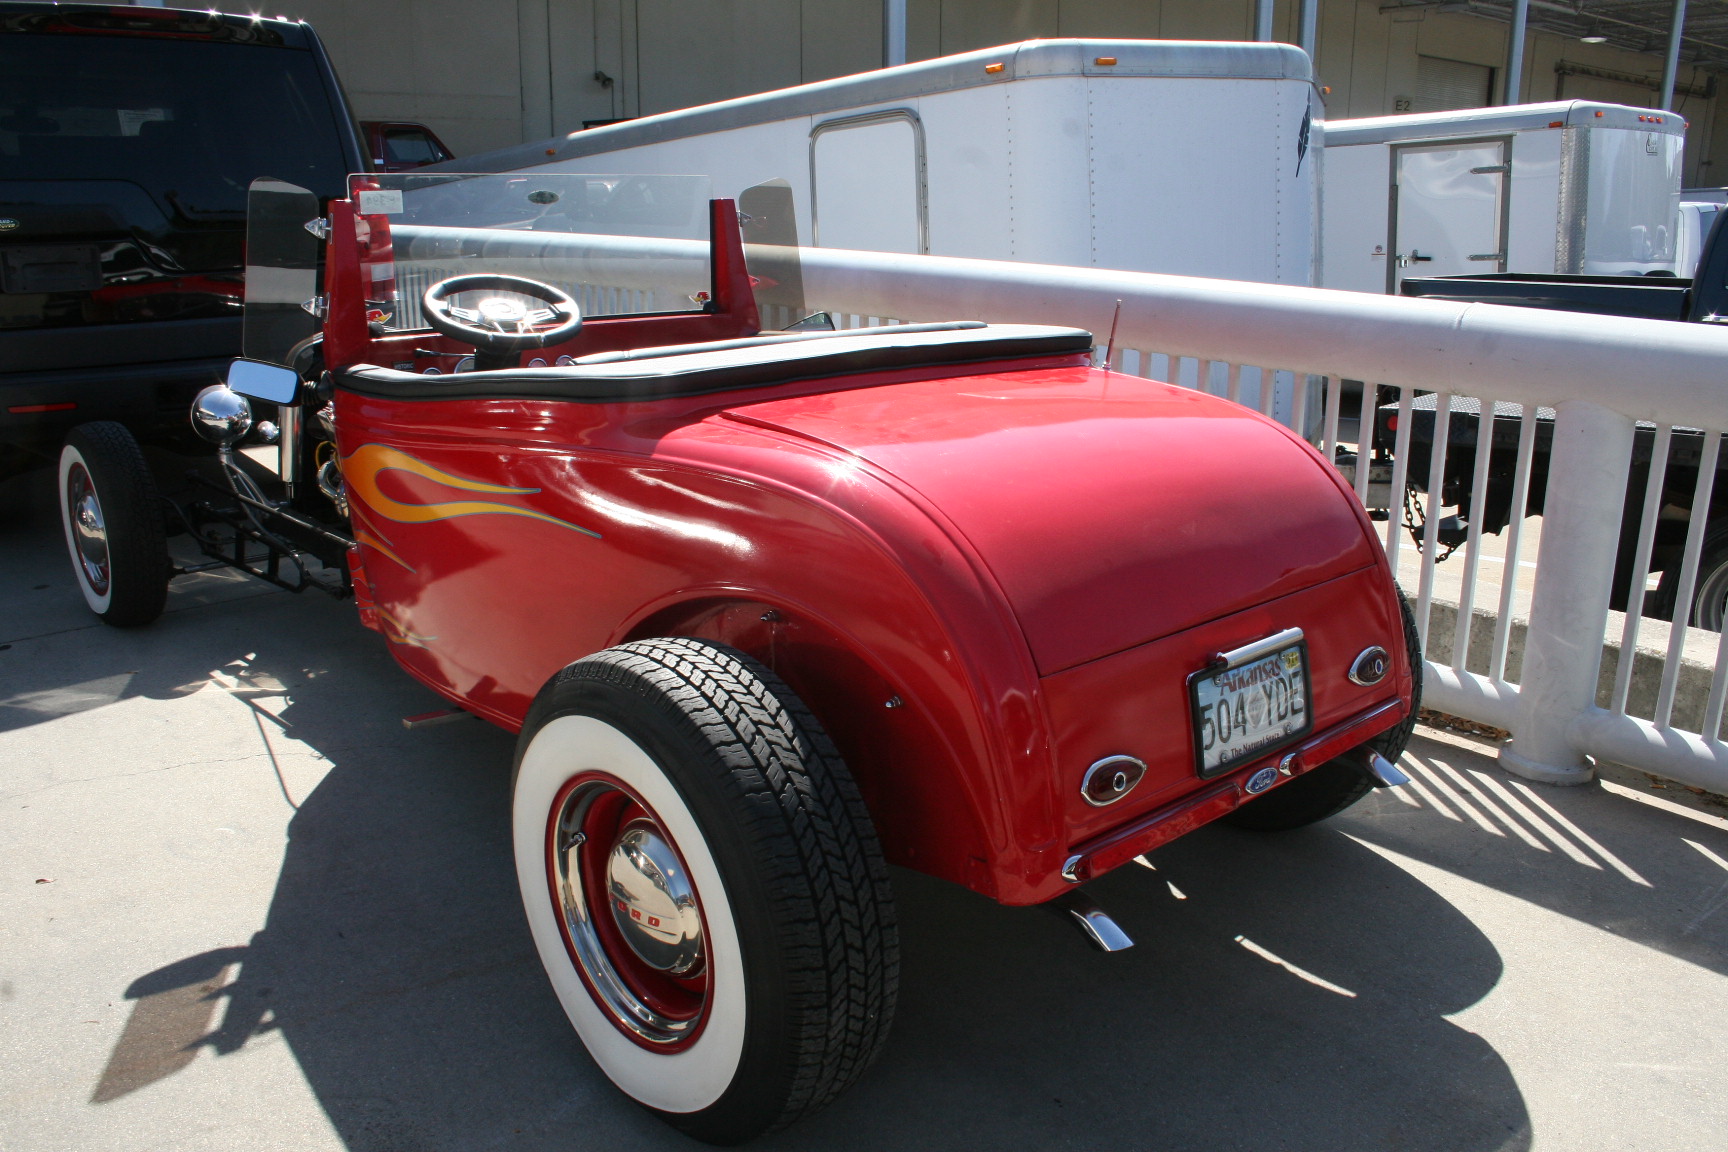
xmin=1214 ymin=626 xmax=1305 ymax=670
xmin=1061 ymin=854 xmax=1086 ymax=883
xmin=809 ymin=108 xmax=930 ymax=255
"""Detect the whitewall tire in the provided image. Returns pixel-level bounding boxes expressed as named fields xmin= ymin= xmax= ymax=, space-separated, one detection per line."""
xmin=57 ymin=422 xmax=168 ymax=626
xmin=511 ymin=638 xmax=898 ymax=1144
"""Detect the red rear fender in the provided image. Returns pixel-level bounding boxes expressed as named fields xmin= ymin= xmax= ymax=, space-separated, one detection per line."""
xmin=621 ymin=596 xmax=997 ymax=895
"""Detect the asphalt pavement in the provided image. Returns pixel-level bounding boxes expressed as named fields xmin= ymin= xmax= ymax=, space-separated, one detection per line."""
xmin=3 ymin=463 xmax=1727 ymax=1152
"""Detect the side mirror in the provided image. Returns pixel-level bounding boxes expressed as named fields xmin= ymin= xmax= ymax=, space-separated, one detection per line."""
xmin=227 ymin=358 xmax=301 ymax=405
xmin=783 ymin=311 xmax=835 ymax=332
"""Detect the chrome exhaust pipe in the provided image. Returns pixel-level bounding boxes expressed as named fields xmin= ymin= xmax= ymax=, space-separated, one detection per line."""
xmin=1049 ymin=889 xmax=1134 ymax=952
xmin=1360 ymin=748 xmax=1410 ymax=788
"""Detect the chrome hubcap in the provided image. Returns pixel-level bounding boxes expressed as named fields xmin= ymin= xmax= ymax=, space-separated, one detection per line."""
xmin=607 ymin=820 xmax=704 ymax=975
xmin=67 ymin=465 xmax=110 ymax=595
xmin=550 ymin=777 xmax=708 ymax=1048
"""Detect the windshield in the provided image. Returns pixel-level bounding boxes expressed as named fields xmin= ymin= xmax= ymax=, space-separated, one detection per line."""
xmin=352 ymin=172 xmax=715 ymax=330
xmin=0 ymin=35 xmax=349 ymax=211
xmin=1583 ymin=128 xmax=1683 ymax=273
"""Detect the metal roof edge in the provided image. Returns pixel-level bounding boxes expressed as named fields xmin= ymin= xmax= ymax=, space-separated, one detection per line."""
xmin=441 ymin=39 xmax=1311 ymax=174
xmin=0 ymin=0 xmax=310 ymax=42
xmin=1320 ymin=100 xmax=1685 ymax=146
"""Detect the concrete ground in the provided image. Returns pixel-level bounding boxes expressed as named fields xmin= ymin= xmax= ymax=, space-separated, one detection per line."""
xmin=3 ymin=465 xmax=1727 ymax=1152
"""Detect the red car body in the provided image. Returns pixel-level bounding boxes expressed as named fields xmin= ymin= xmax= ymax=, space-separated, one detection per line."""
xmin=316 ymin=195 xmax=1412 ymax=908
xmin=33 ymin=174 xmax=1426 ymax=1139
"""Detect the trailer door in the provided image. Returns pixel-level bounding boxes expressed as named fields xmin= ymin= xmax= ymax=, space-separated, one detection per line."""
xmin=1390 ymin=138 xmax=1509 ymax=292
xmin=810 ymin=110 xmax=926 ymax=254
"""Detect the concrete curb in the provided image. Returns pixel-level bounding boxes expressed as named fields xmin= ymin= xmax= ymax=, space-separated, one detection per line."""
xmin=1421 ymin=597 xmax=1726 ymax=742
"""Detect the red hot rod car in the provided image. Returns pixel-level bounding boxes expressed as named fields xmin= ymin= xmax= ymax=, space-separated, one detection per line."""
xmin=58 ymin=173 xmax=1418 ymax=1143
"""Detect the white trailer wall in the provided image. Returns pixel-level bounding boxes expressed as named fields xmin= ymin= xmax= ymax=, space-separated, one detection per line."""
xmin=446 ymin=40 xmax=1317 ymax=287
xmin=1320 ymin=101 xmax=1685 ymax=292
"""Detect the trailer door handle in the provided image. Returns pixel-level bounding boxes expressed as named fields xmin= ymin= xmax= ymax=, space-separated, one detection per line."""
xmin=1408 ymin=251 xmax=1433 ymax=262
xmin=1470 ymin=164 xmax=1510 ymax=174
xmin=1468 ymin=252 xmax=1506 ymax=261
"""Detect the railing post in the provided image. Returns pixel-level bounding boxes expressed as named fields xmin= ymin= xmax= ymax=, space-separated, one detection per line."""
xmin=1500 ymin=399 xmax=1635 ymax=785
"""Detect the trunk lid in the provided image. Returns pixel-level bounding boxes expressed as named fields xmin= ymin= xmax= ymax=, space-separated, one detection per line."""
xmin=725 ymin=367 xmax=1378 ymax=674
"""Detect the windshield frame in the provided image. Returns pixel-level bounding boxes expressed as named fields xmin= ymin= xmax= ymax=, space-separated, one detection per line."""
xmin=346 ymin=171 xmax=718 ymax=332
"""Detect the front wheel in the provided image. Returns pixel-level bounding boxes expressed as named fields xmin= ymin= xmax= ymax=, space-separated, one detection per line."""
xmin=511 ymin=638 xmax=898 ymax=1144
xmin=57 ymin=422 xmax=169 ymax=626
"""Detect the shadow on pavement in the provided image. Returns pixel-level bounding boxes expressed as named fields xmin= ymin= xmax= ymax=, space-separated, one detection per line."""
xmin=98 ymin=624 xmax=1533 ymax=1151
xmin=1341 ymin=737 xmax=1728 ymax=979
xmin=0 ymin=462 xmax=283 ymax=736
xmin=7 ymin=458 xmax=1535 ymax=1149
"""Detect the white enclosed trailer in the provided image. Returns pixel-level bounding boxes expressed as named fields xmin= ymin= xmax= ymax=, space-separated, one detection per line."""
xmin=1320 ymin=101 xmax=1685 ymax=294
xmin=445 ymin=39 xmax=1320 ymax=288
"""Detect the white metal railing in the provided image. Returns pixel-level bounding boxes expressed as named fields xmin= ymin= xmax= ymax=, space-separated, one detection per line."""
xmin=777 ymin=245 xmax=1728 ymax=795
xmin=424 ymin=232 xmax=1728 ymax=793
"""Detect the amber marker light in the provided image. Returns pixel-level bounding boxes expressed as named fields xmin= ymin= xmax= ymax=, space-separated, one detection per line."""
xmin=985 ymin=62 xmax=1004 ymax=73
xmin=1549 ymin=120 xmax=1564 ymax=128
xmin=1094 ymin=56 xmax=1117 ymax=65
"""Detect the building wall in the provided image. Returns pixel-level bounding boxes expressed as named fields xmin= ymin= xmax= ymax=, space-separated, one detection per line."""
xmin=272 ymin=0 xmax=1721 ymax=185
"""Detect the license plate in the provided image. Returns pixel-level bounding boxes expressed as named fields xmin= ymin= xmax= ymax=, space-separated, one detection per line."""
xmin=1190 ymin=636 xmax=1311 ymax=778
xmin=0 ymin=244 xmax=102 ymax=294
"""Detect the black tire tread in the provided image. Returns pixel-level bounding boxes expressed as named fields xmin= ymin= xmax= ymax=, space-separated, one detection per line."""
xmin=63 ymin=422 xmax=169 ymax=627
xmin=1652 ymin=522 xmax=1728 ymax=629
xmin=541 ymin=637 xmax=897 ymax=1142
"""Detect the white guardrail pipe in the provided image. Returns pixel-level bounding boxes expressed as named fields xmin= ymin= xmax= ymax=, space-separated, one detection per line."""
xmin=474 ymin=232 xmax=1728 ymax=793
xmin=782 ymin=246 xmax=1728 ymax=431
xmin=403 ymin=229 xmax=1727 ymax=428
xmin=781 ymin=246 xmax=1728 ymax=794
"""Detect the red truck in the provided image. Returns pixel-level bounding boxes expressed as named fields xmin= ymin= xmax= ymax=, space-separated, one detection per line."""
xmin=60 ymin=170 xmax=1420 ymax=1142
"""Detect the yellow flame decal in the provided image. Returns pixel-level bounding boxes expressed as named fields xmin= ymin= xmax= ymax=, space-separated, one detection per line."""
xmin=343 ymin=443 xmax=601 ymax=537
xmin=355 ymin=526 xmax=414 ymax=573
xmin=375 ymin=606 xmax=436 ymax=648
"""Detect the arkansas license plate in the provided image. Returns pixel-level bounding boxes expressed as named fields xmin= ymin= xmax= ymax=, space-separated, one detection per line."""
xmin=1190 ymin=638 xmax=1311 ymax=778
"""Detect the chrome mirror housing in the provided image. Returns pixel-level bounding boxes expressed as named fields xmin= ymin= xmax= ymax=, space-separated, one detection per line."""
xmin=191 ymin=384 xmax=254 ymax=446
xmin=226 ymin=357 xmax=302 ymax=404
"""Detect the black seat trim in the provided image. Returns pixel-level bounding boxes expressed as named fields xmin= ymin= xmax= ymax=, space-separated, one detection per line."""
xmin=338 ymin=324 xmax=1094 ymax=404
xmin=571 ymin=321 xmax=987 ymax=364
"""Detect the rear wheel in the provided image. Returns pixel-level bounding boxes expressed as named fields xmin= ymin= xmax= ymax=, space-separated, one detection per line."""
xmin=1225 ymin=587 xmax=1422 ymax=832
xmin=511 ymin=638 xmax=898 ymax=1144
xmin=1653 ymin=522 xmax=1728 ymax=632
xmin=57 ymin=422 xmax=169 ymax=627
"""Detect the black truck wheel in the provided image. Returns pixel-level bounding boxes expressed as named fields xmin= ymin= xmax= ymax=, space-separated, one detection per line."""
xmin=511 ymin=638 xmax=898 ymax=1144
xmin=1653 ymin=522 xmax=1728 ymax=632
xmin=57 ymin=422 xmax=169 ymax=627
xmin=1225 ymin=587 xmax=1423 ymax=832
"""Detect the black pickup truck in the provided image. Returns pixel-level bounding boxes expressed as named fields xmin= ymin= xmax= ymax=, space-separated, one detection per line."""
xmin=0 ymin=4 xmax=365 ymax=485
xmin=1383 ymin=211 xmax=1728 ymax=629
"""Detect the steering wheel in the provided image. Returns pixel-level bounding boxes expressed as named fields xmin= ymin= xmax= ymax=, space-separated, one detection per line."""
xmin=421 ymin=274 xmax=583 ymax=368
